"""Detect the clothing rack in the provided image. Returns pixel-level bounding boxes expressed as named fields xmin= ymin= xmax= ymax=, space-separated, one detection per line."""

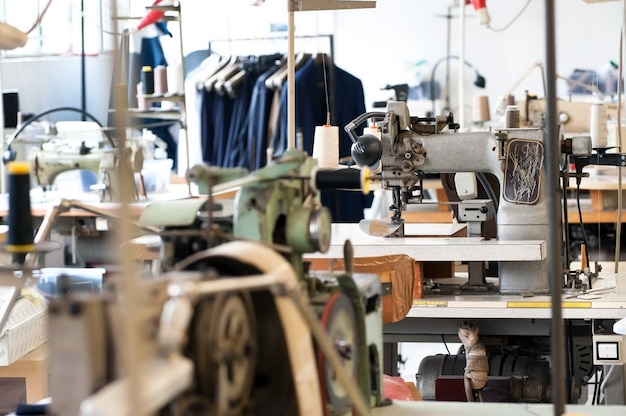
xmin=205 ymin=33 xmax=339 ymax=135
xmin=207 ymin=34 xmax=334 ymax=63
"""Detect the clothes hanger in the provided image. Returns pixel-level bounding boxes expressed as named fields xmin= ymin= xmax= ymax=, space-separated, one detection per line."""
xmin=215 ymin=62 xmax=245 ymax=96
xmin=204 ymin=55 xmax=238 ymax=92
xmin=194 ymin=54 xmax=228 ymax=90
xmin=266 ymin=52 xmax=312 ymax=90
xmin=264 ymin=56 xmax=287 ymax=89
xmin=223 ymin=70 xmax=247 ymax=98
xmin=314 ymin=52 xmax=329 ymax=66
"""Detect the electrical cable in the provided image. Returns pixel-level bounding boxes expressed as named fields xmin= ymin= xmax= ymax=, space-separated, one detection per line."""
xmin=77 ymin=9 xmax=125 ymax=36
xmin=561 ymin=164 xmax=572 ymax=268
xmin=591 ymin=366 xmax=602 ymax=405
xmin=429 ymin=55 xmax=486 ymax=115
xmin=441 ymin=334 xmax=451 ymax=355
xmin=4 ymin=106 xmax=115 ymax=160
xmin=575 ymin=183 xmax=592 ymax=284
xmin=25 ymin=0 xmax=54 ymax=35
xmin=614 ymin=23 xmax=624 ymax=272
xmin=475 ymin=172 xmax=499 ymax=213
xmin=487 ymin=0 xmax=533 ymax=32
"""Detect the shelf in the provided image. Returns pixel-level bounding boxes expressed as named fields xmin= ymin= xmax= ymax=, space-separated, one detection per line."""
xmin=112 ymin=15 xmax=180 ymax=23
xmin=141 ymin=93 xmax=185 ymax=103
xmin=147 ymin=4 xmax=181 ymax=13
xmin=110 ymin=108 xmax=183 ymax=121
xmin=291 ymin=0 xmax=376 ymax=11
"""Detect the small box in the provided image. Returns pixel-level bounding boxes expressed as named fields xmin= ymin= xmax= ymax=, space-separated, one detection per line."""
xmin=0 ymin=291 xmax=48 ymax=366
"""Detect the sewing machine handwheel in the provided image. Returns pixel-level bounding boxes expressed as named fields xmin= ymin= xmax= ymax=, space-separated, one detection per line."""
xmin=317 ymin=292 xmax=358 ymax=415
xmin=187 ymin=292 xmax=257 ymax=414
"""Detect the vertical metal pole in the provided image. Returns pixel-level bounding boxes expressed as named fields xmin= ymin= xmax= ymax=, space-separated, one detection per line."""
xmin=176 ymin=2 xmax=192 ymax=194
xmin=0 ymin=61 xmax=5 ymax=194
xmin=458 ymin=1 xmax=465 ymax=130
xmin=444 ymin=5 xmax=452 ymax=113
xmin=81 ymin=0 xmax=86 ymax=121
xmin=287 ymin=1 xmax=296 ymax=150
xmin=544 ymin=0 xmax=566 ymax=414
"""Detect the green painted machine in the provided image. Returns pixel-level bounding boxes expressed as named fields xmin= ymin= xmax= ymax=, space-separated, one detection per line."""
xmin=133 ymin=148 xmax=385 ymax=415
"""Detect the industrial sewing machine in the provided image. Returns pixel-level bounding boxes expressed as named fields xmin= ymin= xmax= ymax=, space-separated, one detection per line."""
xmin=37 ymin=148 xmax=388 ymax=416
xmin=346 ymin=101 xmax=592 ymax=295
xmin=29 ymin=138 xmax=145 ymax=202
xmin=346 ymin=101 xmax=624 ymax=405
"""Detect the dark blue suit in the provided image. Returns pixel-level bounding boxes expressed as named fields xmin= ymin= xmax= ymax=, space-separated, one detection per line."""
xmin=271 ymin=57 xmax=373 ymax=222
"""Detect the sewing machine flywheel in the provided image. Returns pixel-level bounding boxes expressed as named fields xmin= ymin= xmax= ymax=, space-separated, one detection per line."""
xmin=317 ymin=292 xmax=358 ymax=415
xmin=186 ymin=292 xmax=257 ymax=415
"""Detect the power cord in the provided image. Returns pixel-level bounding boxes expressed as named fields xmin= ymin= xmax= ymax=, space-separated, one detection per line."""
xmin=487 ymin=0 xmax=533 ymax=33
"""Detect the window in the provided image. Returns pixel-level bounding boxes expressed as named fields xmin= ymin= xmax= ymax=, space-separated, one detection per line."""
xmin=0 ymin=0 xmax=107 ymax=57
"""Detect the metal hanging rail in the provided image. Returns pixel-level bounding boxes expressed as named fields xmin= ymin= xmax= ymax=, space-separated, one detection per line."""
xmin=291 ymin=0 xmax=376 ymax=11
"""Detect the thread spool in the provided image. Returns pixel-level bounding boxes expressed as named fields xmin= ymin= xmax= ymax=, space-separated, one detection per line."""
xmin=6 ymin=162 xmax=34 ymax=264
xmin=167 ymin=62 xmax=183 ymax=95
xmin=154 ymin=65 xmax=168 ymax=95
xmin=606 ymin=119 xmax=626 ymax=152
xmin=137 ymin=83 xmax=148 ymax=110
xmin=507 ymin=94 xmax=516 ymax=106
xmin=504 ymin=105 xmax=520 ymax=128
xmin=312 ymin=125 xmax=339 ymax=169
xmin=590 ymin=103 xmax=608 ymax=148
xmin=141 ymin=66 xmax=154 ymax=95
xmin=472 ymin=95 xmax=490 ymax=123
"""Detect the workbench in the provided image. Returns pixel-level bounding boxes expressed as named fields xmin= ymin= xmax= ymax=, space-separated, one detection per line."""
xmin=307 ymin=224 xmax=626 ymax=322
xmin=409 ymin=177 xmax=626 ymax=224
xmin=306 ymin=223 xmax=626 ymax=374
xmin=306 ymin=223 xmax=546 ymax=263
xmin=370 ymin=400 xmax=626 ymax=415
xmin=0 ymin=185 xmax=193 ymax=219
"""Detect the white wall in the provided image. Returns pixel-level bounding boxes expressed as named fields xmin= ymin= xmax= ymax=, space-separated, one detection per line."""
xmin=172 ymin=0 xmax=625 ymax=128
xmin=332 ymin=0 xmax=625 ymax=125
xmin=1 ymin=1 xmax=623 ymax=131
xmin=0 ymin=55 xmax=114 ymax=124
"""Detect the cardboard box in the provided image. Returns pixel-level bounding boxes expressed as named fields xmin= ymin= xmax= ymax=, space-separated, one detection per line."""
xmin=308 ymin=254 xmax=417 ymax=324
xmin=0 ymin=291 xmax=48 ymax=366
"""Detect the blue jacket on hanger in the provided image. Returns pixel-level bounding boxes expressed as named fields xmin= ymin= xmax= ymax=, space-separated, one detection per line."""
xmin=271 ymin=57 xmax=373 ymax=222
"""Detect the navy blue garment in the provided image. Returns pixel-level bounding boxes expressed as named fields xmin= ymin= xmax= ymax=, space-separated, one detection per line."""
xmin=271 ymin=57 xmax=372 ymax=222
xmin=200 ymin=88 xmax=216 ymax=164
xmin=140 ymin=36 xmax=168 ymax=68
xmin=225 ymin=76 xmax=251 ymax=168
xmin=203 ymin=90 xmax=235 ymax=166
xmin=247 ymin=64 xmax=281 ymax=170
xmin=200 ymin=55 xmax=282 ymax=169
xmin=140 ymin=22 xmax=170 ymax=68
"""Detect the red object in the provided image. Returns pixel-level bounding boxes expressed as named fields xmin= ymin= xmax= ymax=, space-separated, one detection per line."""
xmin=137 ymin=0 xmax=165 ymax=31
xmin=383 ymin=375 xmax=413 ymax=401
xmin=466 ymin=0 xmax=487 ymax=10
xmin=470 ymin=0 xmax=487 ymax=10
xmin=465 ymin=0 xmax=490 ymax=26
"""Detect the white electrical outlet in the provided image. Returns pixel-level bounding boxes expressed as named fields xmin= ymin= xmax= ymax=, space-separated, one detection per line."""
xmin=593 ymin=334 xmax=626 ymax=365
